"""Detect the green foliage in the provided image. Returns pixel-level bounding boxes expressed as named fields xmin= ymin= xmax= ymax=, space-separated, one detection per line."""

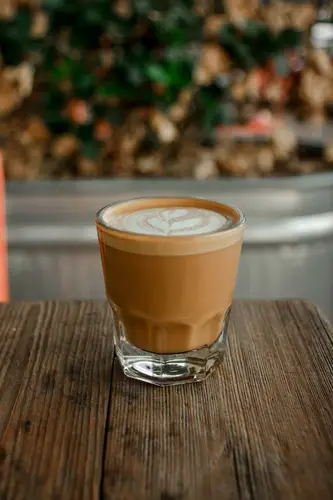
xmin=42 ymin=90 xmax=69 ymax=134
xmin=219 ymin=21 xmax=303 ymax=72
xmin=0 ymin=0 xmax=306 ymax=151
xmin=0 ymin=7 xmax=32 ymax=64
xmin=150 ymin=6 xmax=202 ymax=45
xmin=76 ymin=125 xmax=100 ymax=159
xmin=198 ymin=82 xmax=235 ymax=138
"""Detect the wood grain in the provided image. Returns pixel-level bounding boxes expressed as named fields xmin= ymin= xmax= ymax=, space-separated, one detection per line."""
xmin=0 ymin=300 xmax=332 ymax=500
xmin=0 ymin=301 xmax=114 ymax=500
xmin=103 ymin=300 xmax=333 ymax=500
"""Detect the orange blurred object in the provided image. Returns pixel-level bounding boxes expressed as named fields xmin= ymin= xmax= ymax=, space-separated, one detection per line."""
xmin=0 ymin=154 xmax=8 ymax=302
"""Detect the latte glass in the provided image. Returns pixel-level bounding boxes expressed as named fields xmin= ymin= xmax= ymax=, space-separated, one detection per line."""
xmin=96 ymin=197 xmax=245 ymax=386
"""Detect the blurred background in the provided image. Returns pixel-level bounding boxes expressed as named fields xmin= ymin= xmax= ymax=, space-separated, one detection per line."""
xmin=1 ymin=0 xmax=333 ymax=319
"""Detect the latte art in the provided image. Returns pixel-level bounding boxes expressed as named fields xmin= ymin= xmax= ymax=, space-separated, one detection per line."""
xmin=103 ymin=207 xmax=232 ymax=236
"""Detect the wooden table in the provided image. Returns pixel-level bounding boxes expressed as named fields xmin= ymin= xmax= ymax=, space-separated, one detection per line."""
xmin=0 ymin=300 xmax=333 ymax=500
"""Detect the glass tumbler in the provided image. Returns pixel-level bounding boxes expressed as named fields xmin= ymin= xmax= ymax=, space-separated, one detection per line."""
xmin=96 ymin=197 xmax=245 ymax=386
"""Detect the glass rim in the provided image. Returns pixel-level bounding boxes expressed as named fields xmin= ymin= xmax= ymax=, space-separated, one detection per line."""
xmin=95 ymin=196 xmax=245 ymax=240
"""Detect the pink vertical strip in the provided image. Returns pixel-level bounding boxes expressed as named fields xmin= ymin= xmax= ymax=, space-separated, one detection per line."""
xmin=0 ymin=154 xmax=9 ymax=302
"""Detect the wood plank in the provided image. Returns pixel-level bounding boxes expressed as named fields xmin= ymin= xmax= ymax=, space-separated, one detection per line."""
xmin=103 ymin=300 xmax=333 ymax=500
xmin=0 ymin=301 xmax=114 ymax=500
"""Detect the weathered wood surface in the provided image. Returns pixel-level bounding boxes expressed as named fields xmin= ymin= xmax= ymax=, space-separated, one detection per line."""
xmin=0 ymin=301 xmax=114 ymax=500
xmin=104 ymin=300 xmax=333 ymax=500
xmin=0 ymin=301 xmax=333 ymax=500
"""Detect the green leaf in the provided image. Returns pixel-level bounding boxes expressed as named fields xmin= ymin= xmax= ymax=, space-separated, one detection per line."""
xmin=215 ymin=102 xmax=237 ymax=126
xmin=0 ymin=7 xmax=32 ymax=48
xmin=202 ymin=106 xmax=216 ymax=138
xmin=43 ymin=0 xmax=65 ymax=8
xmin=105 ymin=16 xmax=135 ymax=43
xmin=13 ymin=7 xmax=32 ymax=36
xmin=154 ymin=86 xmax=181 ymax=110
xmin=94 ymin=104 xmax=125 ymax=125
xmin=145 ymin=51 xmax=194 ymax=92
xmin=146 ymin=63 xmax=172 ymax=86
xmin=242 ymin=20 xmax=268 ymax=40
xmin=235 ymin=44 xmax=257 ymax=71
xmin=79 ymin=3 xmax=109 ymax=26
xmin=49 ymin=57 xmax=97 ymax=98
xmin=199 ymin=85 xmax=225 ymax=105
xmin=242 ymin=20 xmax=276 ymax=66
xmin=197 ymin=84 xmax=235 ymax=138
xmin=73 ymin=70 xmax=97 ymax=98
xmin=98 ymin=81 xmax=133 ymax=100
xmin=80 ymin=139 xmax=100 ymax=160
xmin=50 ymin=57 xmax=74 ymax=83
xmin=132 ymin=0 xmax=170 ymax=15
xmin=118 ymin=43 xmax=151 ymax=86
xmin=126 ymin=64 xmax=147 ymax=86
xmin=273 ymin=53 xmax=290 ymax=77
xmin=219 ymin=23 xmax=238 ymax=47
xmin=278 ymin=29 xmax=302 ymax=50
xmin=151 ymin=6 xmax=202 ymax=45
xmin=220 ymin=21 xmax=277 ymax=69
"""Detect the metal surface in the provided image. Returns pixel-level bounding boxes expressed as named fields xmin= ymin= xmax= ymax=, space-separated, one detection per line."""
xmin=6 ymin=175 xmax=333 ymax=320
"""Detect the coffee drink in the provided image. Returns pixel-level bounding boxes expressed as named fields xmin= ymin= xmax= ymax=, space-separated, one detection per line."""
xmin=96 ymin=197 xmax=245 ymax=385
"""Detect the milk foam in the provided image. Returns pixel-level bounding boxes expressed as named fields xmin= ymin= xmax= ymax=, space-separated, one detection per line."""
xmin=101 ymin=206 xmax=232 ymax=236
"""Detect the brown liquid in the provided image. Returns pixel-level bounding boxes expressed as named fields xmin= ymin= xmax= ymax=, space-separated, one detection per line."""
xmin=96 ymin=198 xmax=244 ymax=354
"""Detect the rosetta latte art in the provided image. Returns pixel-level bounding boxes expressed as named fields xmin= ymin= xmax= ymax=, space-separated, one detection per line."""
xmin=103 ymin=207 xmax=232 ymax=236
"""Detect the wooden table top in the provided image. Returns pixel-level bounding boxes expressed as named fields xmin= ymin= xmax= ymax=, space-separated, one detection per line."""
xmin=0 ymin=300 xmax=332 ymax=500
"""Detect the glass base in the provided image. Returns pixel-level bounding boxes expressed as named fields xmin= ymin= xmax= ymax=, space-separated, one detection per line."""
xmin=114 ymin=308 xmax=231 ymax=387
